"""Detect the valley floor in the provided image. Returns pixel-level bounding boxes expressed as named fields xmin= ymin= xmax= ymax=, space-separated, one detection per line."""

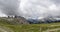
xmin=0 ymin=22 xmax=60 ymax=32
xmin=0 ymin=17 xmax=60 ymax=32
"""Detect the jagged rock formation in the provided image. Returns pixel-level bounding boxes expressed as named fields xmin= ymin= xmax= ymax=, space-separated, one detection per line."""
xmin=13 ymin=16 xmax=29 ymax=24
xmin=0 ymin=16 xmax=29 ymax=24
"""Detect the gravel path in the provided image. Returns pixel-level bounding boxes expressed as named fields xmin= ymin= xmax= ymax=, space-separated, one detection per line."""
xmin=43 ymin=28 xmax=60 ymax=32
xmin=42 ymin=24 xmax=60 ymax=32
xmin=0 ymin=26 xmax=14 ymax=32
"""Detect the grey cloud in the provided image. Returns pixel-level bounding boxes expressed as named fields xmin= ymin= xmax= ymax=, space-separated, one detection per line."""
xmin=0 ymin=0 xmax=20 ymax=16
xmin=50 ymin=0 xmax=60 ymax=5
xmin=0 ymin=0 xmax=60 ymax=18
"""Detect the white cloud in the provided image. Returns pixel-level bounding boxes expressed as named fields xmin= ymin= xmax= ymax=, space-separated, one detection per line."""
xmin=0 ymin=10 xmax=7 ymax=17
xmin=19 ymin=0 xmax=52 ymax=18
xmin=21 ymin=0 xmax=60 ymax=18
xmin=49 ymin=4 xmax=58 ymax=10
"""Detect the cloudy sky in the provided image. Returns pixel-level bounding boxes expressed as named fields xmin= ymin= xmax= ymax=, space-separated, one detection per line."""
xmin=0 ymin=0 xmax=60 ymax=18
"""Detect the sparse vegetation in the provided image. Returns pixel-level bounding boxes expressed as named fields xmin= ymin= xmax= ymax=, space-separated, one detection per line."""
xmin=0 ymin=17 xmax=60 ymax=32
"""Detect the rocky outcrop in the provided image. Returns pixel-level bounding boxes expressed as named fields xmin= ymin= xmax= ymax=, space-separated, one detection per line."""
xmin=0 ymin=16 xmax=29 ymax=24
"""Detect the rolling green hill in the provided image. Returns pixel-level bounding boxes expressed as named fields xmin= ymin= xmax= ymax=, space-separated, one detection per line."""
xmin=0 ymin=17 xmax=60 ymax=32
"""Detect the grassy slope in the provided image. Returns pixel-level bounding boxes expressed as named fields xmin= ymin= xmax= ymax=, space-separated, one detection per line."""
xmin=0 ymin=18 xmax=60 ymax=32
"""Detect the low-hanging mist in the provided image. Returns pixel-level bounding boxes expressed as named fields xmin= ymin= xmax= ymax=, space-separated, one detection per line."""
xmin=0 ymin=0 xmax=60 ymax=19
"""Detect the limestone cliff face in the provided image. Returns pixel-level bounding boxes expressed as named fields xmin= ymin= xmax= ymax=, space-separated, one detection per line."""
xmin=14 ymin=16 xmax=29 ymax=24
xmin=1 ymin=16 xmax=29 ymax=24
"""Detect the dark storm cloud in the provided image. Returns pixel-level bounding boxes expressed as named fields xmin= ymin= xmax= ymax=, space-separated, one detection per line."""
xmin=0 ymin=0 xmax=20 ymax=16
